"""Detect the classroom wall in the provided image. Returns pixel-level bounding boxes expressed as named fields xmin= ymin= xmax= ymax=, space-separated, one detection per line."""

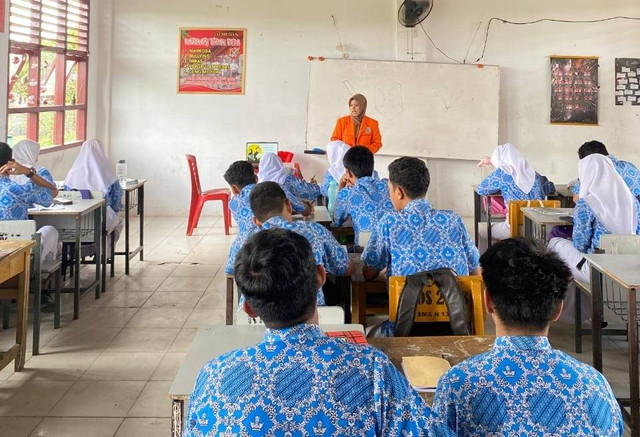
xmin=103 ymin=0 xmax=640 ymax=218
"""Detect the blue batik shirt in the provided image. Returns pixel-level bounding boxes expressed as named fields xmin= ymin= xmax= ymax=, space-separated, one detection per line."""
xmin=229 ymin=184 xmax=257 ymax=234
xmin=476 ymin=168 xmax=545 ymax=205
xmin=29 ymin=168 xmax=56 ymax=207
xmin=332 ymin=176 xmax=394 ymax=245
xmin=572 ymin=155 xmax=640 ymax=200
xmin=185 ymin=323 xmax=450 ymax=437
xmin=283 ymin=173 xmax=321 ymax=201
xmin=320 ymin=170 xmax=381 ymax=197
xmin=432 ymin=336 xmax=624 ymax=437
xmin=0 ymin=177 xmax=53 ymax=220
xmin=572 ymin=197 xmax=640 ymax=254
xmin=362 ymin=199 xmax=480 ymax=277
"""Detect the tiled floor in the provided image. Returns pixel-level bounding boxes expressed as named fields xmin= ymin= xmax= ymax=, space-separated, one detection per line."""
xmin=0 ymin=215 xmax=635 ymax=436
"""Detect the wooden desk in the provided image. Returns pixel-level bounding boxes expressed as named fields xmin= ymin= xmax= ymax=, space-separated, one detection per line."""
xmin=29 ymin=199 xmax=106 ymax=319
xmin=585 ymin=254 xmax=640 ymax=436
xmin=472 ymin=185 xmax=505 ymax=248
xmin=169 ymin=324 xmax=364 ymax=437
xmin=0 ymin=241 xmax=35 ymax=372
xmin=114 ymin=179 xmax=146 ymax=275
xmin=521 ymin=207 xmax=574 ymax=243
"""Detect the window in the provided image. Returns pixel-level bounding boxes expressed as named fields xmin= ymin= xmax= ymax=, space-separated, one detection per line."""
xmin=7 ymin=0 xmax=89 ymax=150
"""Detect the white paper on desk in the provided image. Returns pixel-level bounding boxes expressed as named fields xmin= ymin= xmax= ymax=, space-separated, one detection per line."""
xmin=31 ymin=204 xmax=65 ymax=211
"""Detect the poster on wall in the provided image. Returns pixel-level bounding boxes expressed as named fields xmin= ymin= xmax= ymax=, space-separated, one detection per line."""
xmin=550 ymin=56 xmax=598 ymax=124
xmin=177 ymin=28 xmax=246 ymax=94
xmin=615 ymin=58 xmax=640 ymax=106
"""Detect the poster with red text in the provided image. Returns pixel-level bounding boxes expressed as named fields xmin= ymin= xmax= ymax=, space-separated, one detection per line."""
xmin=178 ymin=28 xmax=246 ymax=94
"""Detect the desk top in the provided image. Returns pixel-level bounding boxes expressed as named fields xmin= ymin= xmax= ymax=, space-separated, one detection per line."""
xmin=28 ymin=198 xmax=105 ymax=216
xmin=0 ymin=240 xmax=35 ymax=263
xmin=294 ymin=205 xmax=332 ymax=225
xmin=121 ymin=179 xmax=147 ymax=192
xmin=170 ymin=324 xmax=364 ymax=399
xmin=521 ymin=207 xmax=574 ymax=226
xmin=584 ymin=254 xmax=640 ymax=289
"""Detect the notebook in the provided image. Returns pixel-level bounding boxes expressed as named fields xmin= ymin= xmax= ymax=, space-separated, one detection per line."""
xmin=401 ymin=356 xmax=451 ymax=392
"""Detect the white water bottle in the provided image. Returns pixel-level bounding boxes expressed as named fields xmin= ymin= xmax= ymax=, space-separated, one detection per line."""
xmin=116 ymin=160 xmax=127 ymax=184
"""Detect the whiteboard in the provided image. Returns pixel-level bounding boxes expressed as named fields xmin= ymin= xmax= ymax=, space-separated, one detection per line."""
xmin=306 ymin=59 xmax=500 ymax=160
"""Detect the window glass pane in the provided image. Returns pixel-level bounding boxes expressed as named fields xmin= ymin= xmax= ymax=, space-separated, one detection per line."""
xmin=8 ymin=51 xmax=36 ymax=109
xmin=65 ymin=60 xmax=78 ymax=105
xmin=7 ymin=113 xmax=28 ymax=145
xmin=39 ymin=111 xmax=56 ymax=147
xmin=64 ymin=110 xmax=81 ymax=144
xmin=40 ymin=51 xmax=58 ymax=106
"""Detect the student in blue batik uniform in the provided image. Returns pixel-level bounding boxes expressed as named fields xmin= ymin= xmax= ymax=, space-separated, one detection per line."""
xmin=0 ymin=142 xmax=60 ymax=262
xmin=320 ymin=140 xmax=350 ymax=197
xmin=549 ymin=154 xmax=640 ymax=322
xmin=332 ymin=146 xmax=394 ymax=245
xmin=476 ymin=143 xmax=545 ymax=250
xmin=432 ymin=237 xmax=623 ymax=437
xmin=362 ymin=157 xmax=480 ymax=281
xmin=570 ymin=140 xmax=640 ymax=201
xmin=186 ymin=228 xmax=453 ymax=437
xmin=11 ymin=140 xmax=58 ymax=206
xmin=258 ymin=152 xmax=320 ymax=201
xmin=223 ymin=161 xmax=313 ymax=275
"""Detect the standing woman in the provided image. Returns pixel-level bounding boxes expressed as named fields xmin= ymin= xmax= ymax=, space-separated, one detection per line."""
xmin=331 ymin=94 xmax=382 ymax=154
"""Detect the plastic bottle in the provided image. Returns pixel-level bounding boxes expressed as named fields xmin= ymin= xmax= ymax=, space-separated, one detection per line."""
xmin=116 ymin=160 xmax=127 ymax=184
xmin=327 ymin=180 xmax=338 ymax=213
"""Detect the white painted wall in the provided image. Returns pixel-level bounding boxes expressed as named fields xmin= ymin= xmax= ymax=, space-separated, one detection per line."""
xmin=101 ymin=0 xmax=640 ymax=218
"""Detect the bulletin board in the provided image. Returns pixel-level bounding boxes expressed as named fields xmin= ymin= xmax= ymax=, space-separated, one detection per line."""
xmin=550 ymin=56 xmax=598 ymax=125
xmin=177 ymin=28 xmax=246 ymax=94
xmin=615 ymin=58 xmax=640 ymax=106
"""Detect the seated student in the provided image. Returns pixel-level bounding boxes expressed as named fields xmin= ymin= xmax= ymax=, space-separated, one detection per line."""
xmin=258 ymin=152 xmax=320 ymax=201
xmin=362 ymin=157 xmax=480 ymax=281
xmin=571 ymin=140 xmax=640 ymax=201
xmin=0 ymin=143 xmax=59 ymax=262
xmin=432 ymin=237 xmax=623 ymax=437
xmin=549 ymin=154 xmax=640 ymax=321
xmin=11 ymin=140 xmax=58 ymax=197
xmin=476 ymin=143 xmax=545 ymax=247
xmin=186 ymin=228 xmax=450 ymax=437
xmin=320 ymin=140 xmax=349 ymax=197
xmin=64 ymin=139 xmax=124 ymax=240
xmin=332 ymin=146 xmax=394 ymax=245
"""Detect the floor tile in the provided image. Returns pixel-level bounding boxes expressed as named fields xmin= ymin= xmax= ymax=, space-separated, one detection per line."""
xmin=156 ymin=276 xmax=212 ymax=292
xmin=29 ymin=418 xmax=123 ymax=437
xmin=195 ymin=292 xmax=228 ymax=309
xmin=9 ymin=351 xmax=100 ymax=381
xmin=150 ymin=353 xmax=185 ymax=381
xmin=171 ymin=264 xmax=219 ymax=277
xmin=143 ymin=291 xmax=203 ymax=309
xmin=127 ymin=381 xmax=173 ymax=417
xmin=183 ymin=308 xmax=226 ymax=328
xmin=0 ymin=417 xmax=41 ymax=437
xmin=114 ymin=418 xmax=170 ymax=437
xmin=107 ymin=328 xmax=179 ymax=353
xmin=125 ymin=308 xmax=193 ymax=328
xmin=0 ymin=380 xmax=73 ymax=416
xmin=112 ymin=276 xmax=167 ymax=292
xmin=65 ymin=308 xmax=139 ymax=329
xmin=81 ymin=352 xmax=164 ymax=381
xmin=49 ymin=380 xmax=145 ymax=417
xmin=125 ymin=263 xmax=176 ymax=277
xmin=89 ymin=292 xmax=153 ymax=308
xmin=182 ymin=252 xmax=227 ymax=265
xmin=168 ymin=329 xmax=197 ymax=353
xmin=41 ymin=328 xmax=121 ymax=354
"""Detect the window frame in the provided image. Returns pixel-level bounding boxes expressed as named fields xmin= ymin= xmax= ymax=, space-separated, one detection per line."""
xmin=6 ymin=0 xmax=90 ymax=153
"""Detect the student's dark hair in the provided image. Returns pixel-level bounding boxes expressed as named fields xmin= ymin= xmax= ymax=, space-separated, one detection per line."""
xmin=234 ymin=228 xmax=317 ymax=327
xmin=0 ymin=143 xmax=12 ymax=167
xmin=578 ymin=140 xmax=609 ymax=159
xmin=250 ymin=181 xmax=287 ymax=222
xmin=480 ymin=237 xmax=571 ymax=331
xmin=388 ymin=157 xmax=430 ymax=199
xmin=343 ymin=146 xmax=374 ymax=178
xmin=223 ymin=160 xmax=255 ymax=189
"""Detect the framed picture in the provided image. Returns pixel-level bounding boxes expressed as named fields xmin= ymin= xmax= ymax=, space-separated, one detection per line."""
xmin=550 ymin=56 xmax=598 ymax=125
xmin=178 ymin=28 xmax=246 ymax=94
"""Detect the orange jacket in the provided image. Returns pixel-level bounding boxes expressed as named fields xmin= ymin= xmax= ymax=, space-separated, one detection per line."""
xmin=331 ymin=115 xmax=382 ymax=154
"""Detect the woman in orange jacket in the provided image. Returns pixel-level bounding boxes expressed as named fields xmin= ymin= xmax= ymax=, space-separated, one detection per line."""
xmin=330 ymin=94 xmax=382 ymax=154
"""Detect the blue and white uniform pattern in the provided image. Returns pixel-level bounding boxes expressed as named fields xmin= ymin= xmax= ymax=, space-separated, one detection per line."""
xmin=432 ymin=336 xmax=624 ymax=437
xmin=283 ymin=173 xmax=321 ymax=201
xmin=185 ymin=323 xmax=448 ymax=437
xmin=229 ymin=184 xmax=258 ymax=234
xmin=332 ymin=176 xmax=394 ymax=245
xmin=0 ymin=177 xmax=52 ymax=220
xmin=29 ymin=168 xmax=56 ymax=207
xmin=362 ymin=199 xmax=479 ymax=277
xmin=476 ymin=168 xmax=545 ymax=205
xmin=572 ymin=155 xmax=640 ymax=200
xmin=572 ymin=197 xmax=640 ymax=254
xmin=320 ymin=170 xmax=336 ymax=197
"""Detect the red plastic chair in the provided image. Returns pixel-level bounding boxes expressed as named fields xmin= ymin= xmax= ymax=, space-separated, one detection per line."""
xmin=277 ymin=151 xmax=294 ymax=163
xmin=186 ymin=154 xmax=231 ymax=236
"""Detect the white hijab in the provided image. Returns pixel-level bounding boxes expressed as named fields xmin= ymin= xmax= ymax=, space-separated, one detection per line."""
xmin=11 ymin=140 xmax=42 ymax=185
xmin=490 ymin=143 xmax=536 ymax=194
xmin=257 ymin=152 xmax=288 ymax=185
xmin=327 ymin=140 xmax=349 ymax=181
xmin=579 ymin=154 xmax=638 ymax=235
xmin=64 ymin=139 xmax=117 ymax=195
